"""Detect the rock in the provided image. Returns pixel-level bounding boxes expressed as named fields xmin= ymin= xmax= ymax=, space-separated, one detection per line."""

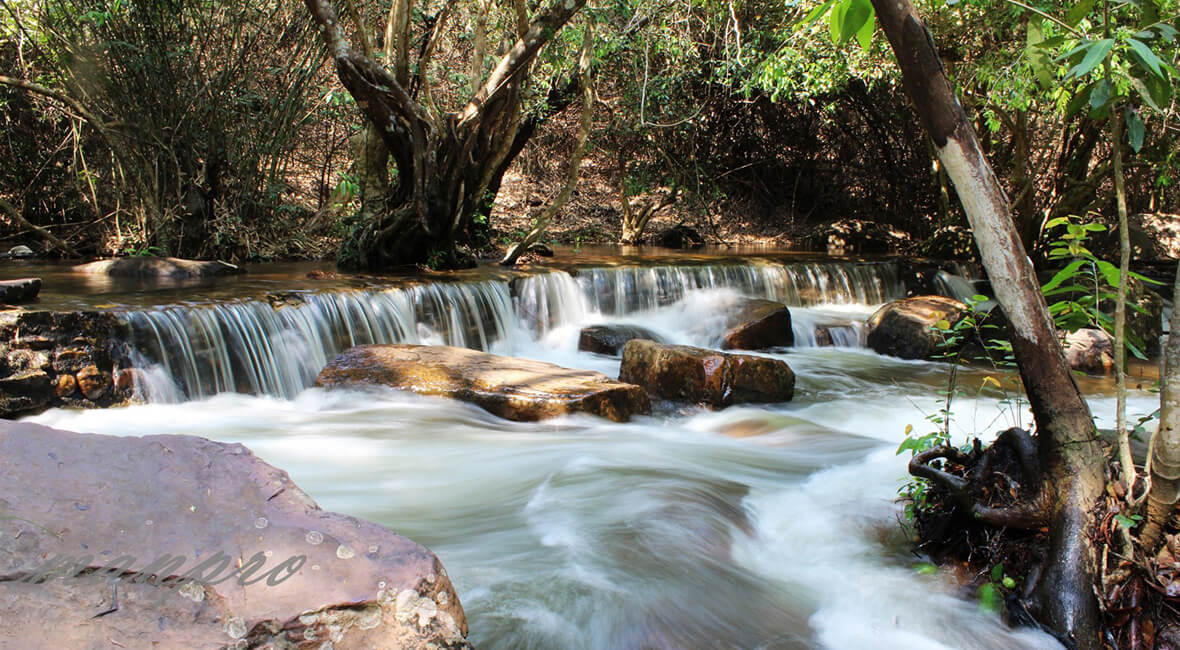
xmin=720 ymin=298 xmax=793 ymax=350
xmin=6 ymin=245 xmax=34 ymax=258
xmin=813 ymin=322 xmax=861 ymax=347
xmin=526 ymin=242 xmax=555 ymax=257
xmin=73 ymin=257 xmax=244 ymax=279
xmin=0 ymin=420 xmax=471 ymax=649
xmin=866 ymin=295 xmax=968 ymax=360
xmin=54 ymin=373 xmax=77 ymax=397
xmin=0 ymin=278 xmax=41 ymax=304
xmin=0 ymin=310 xmax=132 ymax=417
xmin=316 ymin=344 xmax=651 ymax=422
xmin=804 ymin=218 xmax=911 ymax=255
xmin=1063 ymin=328 xmax=1115 ymax=375
xmin=578 ymin=324 xmax=665 ymax=355
xmin=653 ymin=224 xmax=705 ymax=249
xmin=619 ymin=339 xmax=794 ymax=407
xmin=76 ymin=364 xmax=110 ymax=400
xmin=306 ymin=269 xmax=340 ymax=279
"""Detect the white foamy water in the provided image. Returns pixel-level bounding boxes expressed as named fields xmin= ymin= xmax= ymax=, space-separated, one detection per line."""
xmin=25 ymin=261 xmax=1156 ymax=649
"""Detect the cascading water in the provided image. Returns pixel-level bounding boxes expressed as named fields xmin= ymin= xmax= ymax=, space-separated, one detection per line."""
xmin=25 ymin=254 xmax=1147 ymax=649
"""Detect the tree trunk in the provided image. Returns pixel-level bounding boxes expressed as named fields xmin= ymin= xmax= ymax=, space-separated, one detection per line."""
xmin=869 ymin=2 xmax=1106 ymax=646
xmin=1143 ymin=262 xmax=1180 ymax=549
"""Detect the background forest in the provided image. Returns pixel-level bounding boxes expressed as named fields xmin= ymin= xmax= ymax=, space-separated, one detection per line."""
xmin=0 ymin=0 xmax=1176 ymax=266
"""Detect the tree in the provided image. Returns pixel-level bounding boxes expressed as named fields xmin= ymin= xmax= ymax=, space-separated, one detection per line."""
xmin=1143 ymin=263 xmax=1180 ymax=547
xmin=810 ymin=0 xmax=1110 ymax=644
xmin=304 ymin=0 xmax=587 ymax=270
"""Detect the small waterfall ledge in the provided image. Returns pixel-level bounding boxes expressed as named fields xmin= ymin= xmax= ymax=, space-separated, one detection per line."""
xmin=122 ymin=259 xmax=907 ymax=402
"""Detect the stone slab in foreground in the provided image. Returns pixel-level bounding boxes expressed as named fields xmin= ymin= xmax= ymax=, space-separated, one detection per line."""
xmin=317 ymin=344 xmax=652 ymax=422
xmin=0 ymin=421 xmax=470 ymax=649
xmin=620 ymin=339 xmax=794 ymax=407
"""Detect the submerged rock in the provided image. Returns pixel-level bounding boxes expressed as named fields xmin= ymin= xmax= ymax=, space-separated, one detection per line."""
xmin=1063 ymin=328 xmax=1115 ymax=375
xmin=866 ymin=295 xmax=967 ymax=360
xmin=74 ymin=257 xmax=244 ymax=279
xmin=0 ymin=278 xmax=41 ymax=304
xmin=653 ymin=224 xmax=705 ymax=249
xmin=0 ymin=420 xmax=471 ymax=649
xmin=720 ymin=298 xmax=793 ymax=350
xmin=316 ymin=344 xmax=651 ymax=422
xmin=619 ymin=339 xmax=794 ymax=407
xmin=0 ymin=310 xmax=134 ymax=417
xmin=578 ymin=324 xmax=665 ymax=355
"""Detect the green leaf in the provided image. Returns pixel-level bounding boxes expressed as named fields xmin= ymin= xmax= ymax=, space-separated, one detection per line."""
xmin=1126 ymin=109 xmax=1145 ymax=152
xmin=1042 ymin=259 xmax=1087 ymax=292
xmin=1131 ymin=72 xmax=1173 ymax=111
xmin=991 ymin=564 xmax=1004 ymax=582
xmin=1026 ymin=21 xmax=1054 ymax=89
xmin=1127 ymin=38 xmax=1168 ymax=78
xmin=1066 ymin=0 xmax=1096 ymax=27
xmin=803 ymin=0 xmax=838 ymax=24
xmin=1090 ymin=79 xmax=1111 ymax=110
xmin=837 ymin=0 xmax=873 ymax=46
xmin=855 ymin=5 xmax=876 ymax=49
xmin=1067 ymin=39 xmax=1114 ymax=79
xmin=1094 ymin=259 xmax=1121 ymax=287
xmin=829 ymin=0 xmax=848 ymax=44
xmin=1066 ymin=82 xmax=1096 ymax=117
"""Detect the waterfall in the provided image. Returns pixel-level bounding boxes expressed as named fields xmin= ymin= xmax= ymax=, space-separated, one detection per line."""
xmin=122 ymin=260 xmax=904 ymax=401
xmin=125 ymin=280 xmax=518 ymax=400
xmin=575 ymin=261 xmax=902 ymax=315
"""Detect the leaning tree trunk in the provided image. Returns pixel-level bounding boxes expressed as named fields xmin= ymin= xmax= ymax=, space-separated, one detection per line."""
xmin=868 ymin=2 xmax=1107 ymax=646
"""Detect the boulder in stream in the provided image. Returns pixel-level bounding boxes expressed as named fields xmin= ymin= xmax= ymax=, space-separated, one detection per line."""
xmin=74 ymin=257 xmax=244 ymax=279
xmin=578 ymin=324 xmax=665 ymax=355
xmin=720 ymin=298 xmax=793 ymax=350
xmin=0 ymin=420 xmax=471 ymax=649
xmin=866 ymin=295 xmax=968 ymax=360
xmin=316 ymin=344 xmax=651 ymax=422
xmin=0 ymin=278 xmax=41 ymax=304
xmin=1063 ymin=327 xmax=1115 ymax=375
xmin=619 ymin=339 xmax=794 ymax=407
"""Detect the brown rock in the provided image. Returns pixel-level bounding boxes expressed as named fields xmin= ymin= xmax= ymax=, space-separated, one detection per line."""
xmin=76 ymin=364 xmax=110 ymax=400
xmin=0 ymin=370 xmax=52 ymax=416
xmin=316 ymin=344 xmax=651 ymax=422
xmin=114 ymin=367 xmax=139 ymax=392
xmin=721 ymin=299 xmax=793 ymax=350
xmin=73 ymin=257 xmax=244 ymax=279
xmin=619 ymin=339 xmax=794 ymax=407
xmin=54 ymin=373 xmax=77 ymax=397
xmin=578 ymin=324 xmax=664 ymax=355
xmin=866 ymin=295 xmax=968 ymax=360
xmin=0 ymin=278 xmax=41 ymax=304
xmin=6 ymin=348 xmax=50 ymax=372
xmin=1063 ymin=328 xmax=1115 ymax=375
xmin=0 ymin=420 xmax=471 ymax=649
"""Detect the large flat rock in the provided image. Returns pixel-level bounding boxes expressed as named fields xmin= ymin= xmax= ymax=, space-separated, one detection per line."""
xmin=0 ymin=278 xmax=41 ymax=304
xmin=316 ymin=344 xmax=651 ymax=422
xmin=620 ymin=339 xmax=794 ymax=407
xmin=74 ymin=257 xmax=243 ymax=278
xmin=0 ymin=421 xmax=471 ymax=649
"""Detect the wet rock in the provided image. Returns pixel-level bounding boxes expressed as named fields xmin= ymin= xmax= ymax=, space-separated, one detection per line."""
xmin=619 ymin=339 xmax=794 ymax=407
xmin=0 ymin=278 xmax=41 ymax=304
xmin=5 ymin=245 xmax=35 ymax=258
xmin=76 ymin=365 xmax=110 ymax=400
xmin=73 ymin=257 xmax=244 ymax=279
xmin=316 ymin=344 xmax=651 ymax=422
xmin=306 ymin=269 xmax=340 ymax=279
xmin=653 ymin=224 xmax=705 ymax=249
xmin=720 ymin=298 xmax=793 ymax=350
xmin=526 ymin=242 xmax=555 ymax=257
xmin=804 ymin=218 xmax=910 ymax=255
xmin=866 ymin=295 xmax=968 ymax=360
xmin=0 ymin=310 xmax=132 ymax=417
xmin=54 ymin=373 xmax=77 ymax=397
xmin=1063 ymin=328 xmax=1115 ymax=375
xmin=0 ymin=420 xmax=472 ymax=649
xmin=578 ymin=324 xmax=665 ymax=355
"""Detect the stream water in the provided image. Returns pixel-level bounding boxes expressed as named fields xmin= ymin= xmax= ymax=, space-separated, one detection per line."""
xmin=17 ymin=253 xmax=1161 ymax=649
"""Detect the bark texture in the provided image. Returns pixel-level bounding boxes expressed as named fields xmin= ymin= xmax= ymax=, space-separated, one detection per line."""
xmin=1143 ymin=263 xmax=1180 ymax=549
xmin=869 ymin=1 xmax=1106 ymax=646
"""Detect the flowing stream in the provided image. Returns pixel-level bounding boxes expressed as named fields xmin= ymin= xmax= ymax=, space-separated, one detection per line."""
xmin=22 ymin=256 xmax=1160 ymax=649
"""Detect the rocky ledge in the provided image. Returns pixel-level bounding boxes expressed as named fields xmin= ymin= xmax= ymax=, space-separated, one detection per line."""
xmin=620 ymin=339 xmax=794 ymax=408
xmin=317 ymin=344 xmax=651 ymax=422
xmin=0 ymin=420 xmax=470 ymax=649
xmin=0 ymin=310 xmax=135 ymax=417
xmin=74 ymin=257 xmax=244 ymax=279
